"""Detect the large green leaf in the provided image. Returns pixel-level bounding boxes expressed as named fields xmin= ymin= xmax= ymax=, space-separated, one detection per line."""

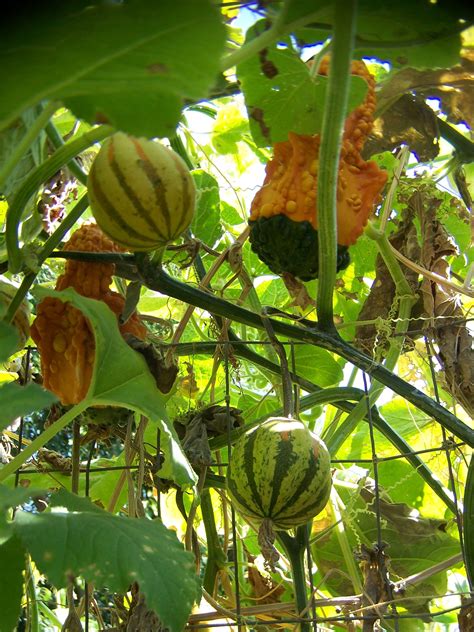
xmin=0 ymin=535 xmax=25 ymax=632
xmin=33 ymin=287 xmax=196 ymax=488
xmin=0 ymin=382 xmax=57 ymax=430
xmin=191 ymin=170 xmax=223 ymax=248
xmin=294 ymin=0 xmax=471 ymax=69
xmin=14 ymin=489 xmax=201 ymax=632
xmin=237 ymin=21 xmax=368 ymax=146
xmin=0 ymin=0 xmax=226 ymax=136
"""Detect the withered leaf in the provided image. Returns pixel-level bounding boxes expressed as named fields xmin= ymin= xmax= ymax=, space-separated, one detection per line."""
xmin=363 ymin=94 xmax=439 ymax=162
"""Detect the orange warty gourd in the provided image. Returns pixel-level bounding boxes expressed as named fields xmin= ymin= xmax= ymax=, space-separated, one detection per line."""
xmin=31 ymin=223 xmax=147 ymax=405
xmin=248 ymin=58 xmax=388 ymax=280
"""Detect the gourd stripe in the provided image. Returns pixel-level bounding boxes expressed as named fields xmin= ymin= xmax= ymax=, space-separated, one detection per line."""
xmin=226 ymin=475 xmax=261 ymax=517
xmin=273 ymin=452 xmax=320 ymax=518
xmin=88 ymin=173 xmax=158 ymax=246
xmin=243 ymin=429 xmax=265 ymax=514
xmin=171 ymin=154 xmax=193 ymax=235
xmin=131 ymin=139 xmax=172 ymax=236
xmin=277 ymin=481 xmax=331 ymax=524
xmin=268 ymin=434 xmax=299 ymax=516
xmin=108 ymin=140 xmax=167 ymax=238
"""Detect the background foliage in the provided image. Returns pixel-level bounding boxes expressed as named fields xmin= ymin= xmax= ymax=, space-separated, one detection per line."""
xmin=0 ymin=1 xmax=473 ymax=631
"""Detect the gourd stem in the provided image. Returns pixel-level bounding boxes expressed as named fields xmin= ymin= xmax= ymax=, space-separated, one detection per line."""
xmin=278 ymin=527 xmax=311 ymax=632
xmin=201 ymin=488 xmax=227 ymax=594
xmin=316 ymin=0 xmax=357 ymax=331
xmin=0 ymin=101 xmax=59 ymax=191
xmin=4 ymin=194 xmax=90 ymax=324
xmin=6 ymin=124 xmax=113 ymax=274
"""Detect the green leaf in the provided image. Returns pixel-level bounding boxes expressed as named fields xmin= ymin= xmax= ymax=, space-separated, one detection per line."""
xmin=295 ymin=0 xmax=469 ymax=69
xmin=292 ymin=345 xmax=343 ymax=387
xmin=220 ymin=201 xmax=245 ymax=227
xmin=313 ymin=475 xmax=461 ymax=616
xmin=32 ymin=287 xmax=196 ymax=488
xmin=0 ymin=485 xmax=45 ymax=545
xmin=237 ymin=21 xmax=368 ymax=146
xmin=14 ymin=490 xmax=201 ymax=632
xmin=0 ymin=382 xmax=57 ymax=430
xmin=191 ymin=170 xmax=223 ymax=247
xmin=0 ymin=485 xmax=45 ymax=515
xmin=379 ymin=398 xmax=434 ymax=439
xmin=0 ymin=535 xmax=25 ymax=632
xmin=238 ymin=392 xmax=279 ymax=423
xmin=211 ymin=103 xmax=250 ymax=154
xmin=0 ymin=0 xmax=226 ymax=136
xmin=0 ymin=106 xmax=45 ymax=200
xmin=0 ymin=321 xmax=20 ymax=363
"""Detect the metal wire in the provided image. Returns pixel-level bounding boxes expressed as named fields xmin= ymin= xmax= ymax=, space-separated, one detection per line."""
xmin=225 ymin=347 xmax=243 ymax=631
xmin=424 ymin=336 xmax=470 ymax=589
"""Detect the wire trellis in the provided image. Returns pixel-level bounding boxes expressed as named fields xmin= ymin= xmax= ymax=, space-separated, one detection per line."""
xmin=6 ymin=331 xmax=472 ymax=631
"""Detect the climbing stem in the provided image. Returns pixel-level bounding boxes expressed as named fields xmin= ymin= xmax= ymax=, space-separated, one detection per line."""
xmin=0 ymin=101 xmax=59 ymax=191
xmin=6 ymin=124 xmax=113 ymax=273
xmin=316 ymin=0 xmax=357 ymax=331
xmin=278 ymin=526 xmax=311 ymax=631
xmin=201 ymin=488 xmax=227 ymax=594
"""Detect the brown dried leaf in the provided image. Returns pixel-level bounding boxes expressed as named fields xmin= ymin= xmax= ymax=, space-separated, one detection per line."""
xmin=247 ymin=562 xmax=285 ymax=605
xmin=124 ymin=335 xmax=178 ymax=394
xmin=174 ymin=405 xmax=243 ymax=467
xmin=281 ymin=273 xmax=314 ymax=310
xmin=418 ymin=192 xmax=474 ymax=416
xmin=377 ymin=58 xmax=474 ymax=127
xmin=363 ymin=94 xmax=439 ymax=162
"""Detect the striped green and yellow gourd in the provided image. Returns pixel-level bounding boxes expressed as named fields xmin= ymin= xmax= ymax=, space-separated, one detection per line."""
xmin=87 ymin=132 xmax=195 ymax=251
xmin=227 ymin=417 xmax=332 ymax=530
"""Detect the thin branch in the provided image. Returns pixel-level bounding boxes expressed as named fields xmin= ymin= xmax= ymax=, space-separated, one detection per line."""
xmin=389 ymin=243 xmax=474 ymax=298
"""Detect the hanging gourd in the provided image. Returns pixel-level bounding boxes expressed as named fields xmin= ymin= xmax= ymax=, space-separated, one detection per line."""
xmin=31 ymin=223 xmax=147 ymax=405
xmin=87 ymin=132 xmax=196 ymax=251
xmin=226 ymin=417 xmax=332 ymax=531
xmin=248 ymin=58 xmax=388 ymax=280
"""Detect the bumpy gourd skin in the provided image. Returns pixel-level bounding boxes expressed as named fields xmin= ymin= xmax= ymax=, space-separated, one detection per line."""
xmin=31 ymin=223 xmax=146 ymax=405
xmin=249 ymin=58 xmax=387 ymax=280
